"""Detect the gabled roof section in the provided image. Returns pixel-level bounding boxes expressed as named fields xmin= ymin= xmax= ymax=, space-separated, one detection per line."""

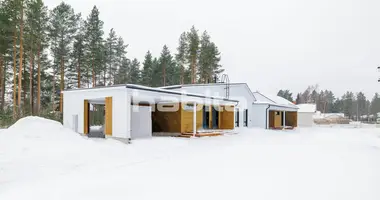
xmin=160 ymin=83 xmax=257 ymax=101
xmin=297 ymin=104 xmax=317 ymax=113
xmin=253 ymin=91 xmax=298 ymax=109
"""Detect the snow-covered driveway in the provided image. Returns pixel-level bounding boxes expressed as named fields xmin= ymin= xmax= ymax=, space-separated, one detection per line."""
xmin=1 ymin=117 xmax=380 ymax=200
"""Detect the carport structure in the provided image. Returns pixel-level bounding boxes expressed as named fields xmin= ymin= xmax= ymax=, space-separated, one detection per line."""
xmin=251 ymin=92 xmax=298 ymax=129
xmin=62 ymin=84 xmax=238 ymax=140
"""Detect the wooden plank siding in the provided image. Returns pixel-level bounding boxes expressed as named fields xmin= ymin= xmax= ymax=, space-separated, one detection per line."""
xmin=219 ymin=105 xmax=235 ymax=129
xmin=274 ymin=111 xmax=282 ymax=128
xmin=152 ymin=103 xmax=182 ymax=132
xmin=84 ymin=100 xmax=89 ymax=134
xmin=269 ymin=111 xmax=274 ymax=128
xmin=286 ymin=112 xmax=298 ymax=127
xmin=104 ymin=97 xmax=113 ymax=136
xmin=180 ymin=103 xmax=203 ymax=133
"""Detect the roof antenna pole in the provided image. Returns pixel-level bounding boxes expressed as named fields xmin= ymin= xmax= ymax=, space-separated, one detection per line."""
xmin=220 ymin=74 xmax=230 ymax=99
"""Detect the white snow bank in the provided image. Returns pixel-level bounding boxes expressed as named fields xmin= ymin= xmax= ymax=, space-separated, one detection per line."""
xmin=1 ymin=120 xmax=380 ymax=200
xmin=0 ymin=117 xmax=138 ymax=190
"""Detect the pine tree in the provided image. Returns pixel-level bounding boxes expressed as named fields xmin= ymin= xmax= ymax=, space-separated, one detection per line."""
xmin=342 ymin=91 xmax=354 ymax=119
xmin=186 ymin=26 xmax=199 ymax=84
xmin=151 ymin=57 xmax=161 ymax=87
xmin=159 ymin=45 xmax=176 ymax=86
xmin=69 ymin=17 xmax=85 ymax=88
xmin=0 ymin=0 xmax=13 ymax=111
xmin=105 ymin=28 xmax=117 ymax=85
xmin=277 ymin=89 xmax=293 ymax=102
xmin=209 ymin=42 xmax=223 ymax=81
xmin=141 ymin=51 xmax=153 ymax=86
xmin=175 ymin=32 xmax=187 ymax=84
xmin=356 ymin=92 xmax=366 ymax=120
xmin=114 ymin=57 xmax=130 ymax=84
xmin=198 ymin=31 xmax=211 ymax=83
xmin=129 ymin=58 xmax=140 ymax=84
xmin=115 ymin=36 xmax=127 ymax=81
xmin=3 ymin=0 xmax=21 ymax=118
xmin=295 ymin=93 xmax=302 ymax=104
xmin=17 ymin=0 xmax=25 ymax=114
xmin=30 ymin=0 xmax=48 ymax=114
xmin=48 ymin=2 xmax=78 ymax=110
xmin=370 ymin=93 xmax=380 ymax=116
xmin=24 ymin=0 xmax=48 ymax=114
xmin=84 ymin=5 xmax=104 ymax=87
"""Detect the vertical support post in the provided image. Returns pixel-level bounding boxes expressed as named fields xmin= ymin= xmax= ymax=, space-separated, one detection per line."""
xmin=193 ymin=102 xmax=197 ymax=137
xmin=84 ymin=100 xmax=89 ymax=134
xmin=105 ymin=97 xmax=113 ymax=136
xmin=283 ymin=111 xmax=286 ymax=129
xmin=60 ymin=93 xmax=63 ymax=112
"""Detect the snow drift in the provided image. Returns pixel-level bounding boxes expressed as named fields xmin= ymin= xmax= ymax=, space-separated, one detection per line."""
xmin=1 ymin=117 xmax=380 ymax=200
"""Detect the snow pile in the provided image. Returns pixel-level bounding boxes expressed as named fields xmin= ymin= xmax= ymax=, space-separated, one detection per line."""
xmin=0 ymin=117 xmax=139 ymax=190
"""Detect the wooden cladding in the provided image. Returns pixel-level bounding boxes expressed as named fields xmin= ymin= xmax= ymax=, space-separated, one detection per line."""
xmin=152 ymin=103 xmax=182 ymax=132
xmin=60 ymin=93 xmax=63 ymax=113
xmin=181 ymin=103 xmax=203 ymax=133
xmin=84 ymin=100 xmax=89 ymax=134
xmin=286 ymin=112 xmax=298 ymax=127
xmin=152 ymin=103 xmax=235 ymax=134
xmin=269 ymin=111 xmax=298 ymax=129
xmin=219 ymin=105 xmax=235 ymax=129
xmin=105 ymin=97 xmax=112 ymax=136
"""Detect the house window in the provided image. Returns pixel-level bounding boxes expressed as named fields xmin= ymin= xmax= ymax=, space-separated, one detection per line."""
xmin=243 ymin=109 xmax=248 ymax=127
xmin=235 ymin=109 xmax=240 ymax=127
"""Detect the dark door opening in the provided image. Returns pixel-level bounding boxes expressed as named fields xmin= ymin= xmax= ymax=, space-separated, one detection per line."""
xmin=212 ymin=106 xmax=219 ymax=129
xmin=203 ymin=106 xmax=210 ymax=129
xmin=235 ymin=109 xmax=240 ymax=127
xmin=243 ymin=109 xmax=248 ymax=127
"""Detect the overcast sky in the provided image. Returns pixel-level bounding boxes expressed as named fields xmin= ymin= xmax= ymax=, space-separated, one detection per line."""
xmin=45 ymin=0 xmax=380 ymax=99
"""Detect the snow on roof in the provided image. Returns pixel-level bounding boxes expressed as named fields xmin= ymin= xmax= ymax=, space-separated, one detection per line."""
xmin=297 ymin=104 xmax=317 ymax=113
xmin=160 ymin=83 xmax=257 ymax=101
xmin=253 ymin=92 xmax=298 ymax=109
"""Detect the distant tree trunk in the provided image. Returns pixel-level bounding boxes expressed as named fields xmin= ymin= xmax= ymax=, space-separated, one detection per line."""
xmin=12 ymin=29 xmax=17 ymax=119
xmin=180 ymin=65 xmax=184 ymax=85
xmin=163 ymin=63 xmax=166 ymax=86
xmin=52 ymin=71 xmax=56 ymax=112
xmin=0 ymin=54 xmax=3 ymax=111
xmin=60 ymin=56 xmax=64 ymax=113
xmin=23 ymin=58 xmax=26 ymax=112
xmin=29 ymin=45 xmax=34 ymax=115
xmin=103 ymin=67 xmax=106 ymax=86
xmin=92 ymin=56 xmax=95 ymax=87
xmin=37 ymin=42 xmax=41 ymax=114
xmin=1 ymin=59 xmax=5 ymax=112
xmin=60 ymin=56 xmax=64 ymax=91
xmin=77 ymin=58 xmax=81 ymax=88
xmin=191 ymin=55 xmax=196 ymax=84
xmin=18 ymin=1 xmax=24 ymax=115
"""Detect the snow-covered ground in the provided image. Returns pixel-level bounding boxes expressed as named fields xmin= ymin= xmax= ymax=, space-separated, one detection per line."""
xmin=1 ymin=117 xmax=380 ymax=200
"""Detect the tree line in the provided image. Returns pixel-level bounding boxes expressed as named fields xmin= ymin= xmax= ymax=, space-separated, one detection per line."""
xmin=0 ymin=0 xmax=224 ymax=123
xmin=278 ymin=85 xmax=380 ymax=121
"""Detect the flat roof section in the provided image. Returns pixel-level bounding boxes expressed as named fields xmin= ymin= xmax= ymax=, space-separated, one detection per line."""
xmin=63 ymin=84 xmax=239 ymax=103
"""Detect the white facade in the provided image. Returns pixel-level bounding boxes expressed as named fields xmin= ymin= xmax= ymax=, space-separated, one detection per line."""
xmin=162 ymin=83 xmax=256 ymax=128
xmin=63 ymin=84 xmax=238 ymax=140
xmin=63 ymin=86 xmax=131 ymax=139
xmin=163 ymin=84 xmax=299 ymax=129
xmin=298 ymin=112 xmax=314 ymax=127
xmin=297 ymin=104 xmax=316 ymax=127
xmin=131 ymin=105 xmax=152 ymax=139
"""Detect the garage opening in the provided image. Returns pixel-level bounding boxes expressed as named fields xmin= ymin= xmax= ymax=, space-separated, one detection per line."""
xmin=269 ymin=110 xmax=282 ymax=129
xmin=268 ymin=110 xmax=297 ymax=129
xmin=84 ymin=97 xmax=112 ymax=138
